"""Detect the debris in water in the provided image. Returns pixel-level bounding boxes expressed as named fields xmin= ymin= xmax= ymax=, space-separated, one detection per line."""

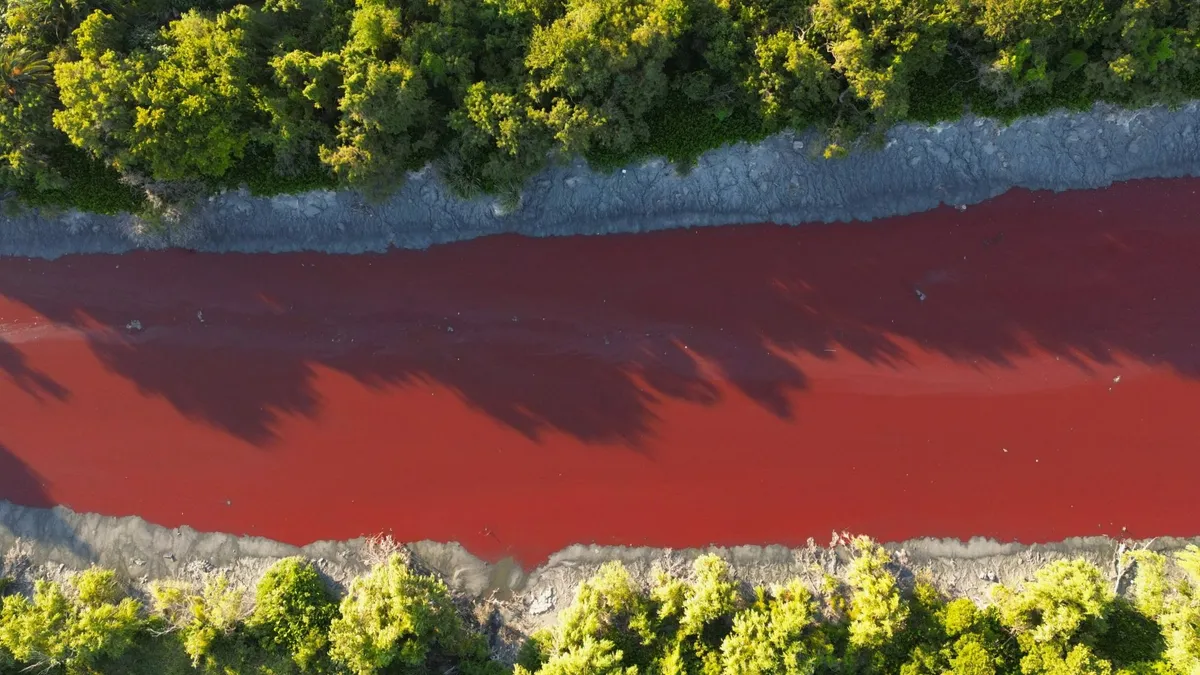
xmin=1113 ymin=375 xmax=1121 ymax=383
xmin=126 ymin=319 xmax=142 ymax=331
xmin=915 ymin=288 xmax=927 ymax=302
xmin=197 ymin=311 xmax=205 ymax=323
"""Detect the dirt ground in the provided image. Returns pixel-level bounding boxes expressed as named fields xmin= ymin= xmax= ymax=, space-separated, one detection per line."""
xmin=3 ymin=501 xmax=1194 ymax=661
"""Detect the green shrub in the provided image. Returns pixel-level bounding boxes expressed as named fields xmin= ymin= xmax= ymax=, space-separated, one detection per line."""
xmin=247 ymin=557 xmax=337 ymax=671
xmin=327 ymin=553 xmax=477 ymax=675
xmin=149 ymin=573 xmax=248 ymax=669
xmin=719 ymin=580 xmax=833 ymax=674
xmin=846 ymin=536 xmax=909 ymax=651
xmin=1 ymin=542 xmax=1199 ymax=675
xmin=0 ymin=568 xmax=143 ymax=673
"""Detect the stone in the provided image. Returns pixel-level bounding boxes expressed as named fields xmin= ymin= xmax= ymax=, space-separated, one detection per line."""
xmin=528 ymin=586 xmax=555 ymax=615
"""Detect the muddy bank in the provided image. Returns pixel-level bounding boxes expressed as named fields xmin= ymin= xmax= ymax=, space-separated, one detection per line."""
xmin=3 ymin=501 xmax=1194 ymax=659
xmin=2 ymin=102 xmax=1200 ymax=259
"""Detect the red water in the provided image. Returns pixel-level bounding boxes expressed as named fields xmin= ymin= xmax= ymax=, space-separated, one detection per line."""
xmin=2 ymin=179 xmax=1199 ymax=566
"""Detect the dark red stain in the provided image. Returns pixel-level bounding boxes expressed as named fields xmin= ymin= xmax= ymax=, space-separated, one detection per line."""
xmin=2 ymin=178 xmax=1199 ymax=566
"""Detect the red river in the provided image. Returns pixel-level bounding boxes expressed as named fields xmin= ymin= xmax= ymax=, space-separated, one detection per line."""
xmin=1 ymin=178 xmax=1198 ymax=566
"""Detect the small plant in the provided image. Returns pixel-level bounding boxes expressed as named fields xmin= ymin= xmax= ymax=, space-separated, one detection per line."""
xmin=823 ymin=143 xmax=849 ymax=159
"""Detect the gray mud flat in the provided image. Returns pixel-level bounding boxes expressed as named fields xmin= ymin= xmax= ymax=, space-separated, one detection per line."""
xmin=3 ymin=102 xmax=1200 ymax=259
xmin=2 ymin=501 xmax=1195 ymax=660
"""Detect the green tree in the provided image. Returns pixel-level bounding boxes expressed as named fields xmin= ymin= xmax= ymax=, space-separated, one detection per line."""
xmin=647 ymin=554 xmax=741 ymax=674
xmin=54 ymin=6 xmax=261 ymax=180
xmin=992 ymin=559 xmax=1115 ymax=675
xmin=0 ymin=83 xmax=62 ymax=190
xmin=1157 ymin=546 xmax=1200 ymax=675
xmin=554 ymin=560 xmax=651 ymax=662
xmin=247 ymin=557 xmax=337 ymax=671
xmin=972 ymin=0 xmax=1109 ymax=106
xmin=812 ymin=0 xmax=962 ymax=122
xmin=846 ymin=537 xmax=909 ymax=650
xmin=327 ymin=553 xmax=473 ymax=675
xmin=320 ymin=0 xmax=438 ymax=192
xmin=526 ymin=637 xmax=637 ymax=675
xmin=524 ymin=0 xmax=686 ymax=156
xmin=0 ymin=568 xmax=144 ymax=673
xmin=150 ymin=574 xmax=248 ymax=669
xmin=3 ymin=0 xmax=96 ymax=51
xmin=747 ymin=27 xmax=838 ymax=130
xmin=262 ymin=49 xmax=342 ymax=175
xmin=1088 ymin=0 xmax=1188 ymax=105
xmin=129 ymin=6 xmax=261 ymax=179
xmin=428 ymin=0 xmax=552 ymax=197
xmin=720 ymin=580 xmax=832 ymax=675
xmin=53 ymin=11 xmax=145 ymax=172
xmin=443 ymin=80 xmax=552 ymax=197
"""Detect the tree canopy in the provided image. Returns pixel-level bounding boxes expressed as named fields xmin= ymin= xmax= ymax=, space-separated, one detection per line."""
xmin=3 ymin=0 xmax=1200 ymax=211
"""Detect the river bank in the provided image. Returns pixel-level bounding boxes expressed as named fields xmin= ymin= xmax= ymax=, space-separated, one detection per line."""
xmin=3 ymin=101 xmax=1200 ymax=259
xmin=3 ymin=500 xmax=1193 ymax=660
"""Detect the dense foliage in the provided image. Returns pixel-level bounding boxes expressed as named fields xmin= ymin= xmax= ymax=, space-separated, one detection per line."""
xmin=1 ymin=540 xmax=1199 ymax=674
xmin=1 ymin=0 xmax=1200 ymax=212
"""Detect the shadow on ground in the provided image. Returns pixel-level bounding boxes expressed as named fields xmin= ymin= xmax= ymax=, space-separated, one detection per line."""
xmin=0 ymin=179 xmax=1197 ymax=446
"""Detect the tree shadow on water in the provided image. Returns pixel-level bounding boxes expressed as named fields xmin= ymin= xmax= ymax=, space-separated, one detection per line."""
xmin=0 ymin=443 xmax=94 ymax=567
xmin=0 ymin=180 xmax=1197 ymax=447
xmin=0 ymin=338 xmax=69 ymax=403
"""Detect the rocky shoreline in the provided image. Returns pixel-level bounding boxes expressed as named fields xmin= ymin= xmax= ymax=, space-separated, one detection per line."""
xmin=2 ymin=101 xmax=1199 ymax=259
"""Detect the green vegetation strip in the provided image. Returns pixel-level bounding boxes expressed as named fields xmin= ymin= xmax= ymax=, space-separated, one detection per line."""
xmin=2 ymin=0 xmax=1200 ymax=215
xmin=2 ymin=538 xmax=1199 ymax=674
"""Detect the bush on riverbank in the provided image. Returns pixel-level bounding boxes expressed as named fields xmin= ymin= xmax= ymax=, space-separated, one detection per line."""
xmin=1 ymin=539 xmax=1199 ymax=674
xmin=1 ymin=0 xmax=1200 ymax=213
